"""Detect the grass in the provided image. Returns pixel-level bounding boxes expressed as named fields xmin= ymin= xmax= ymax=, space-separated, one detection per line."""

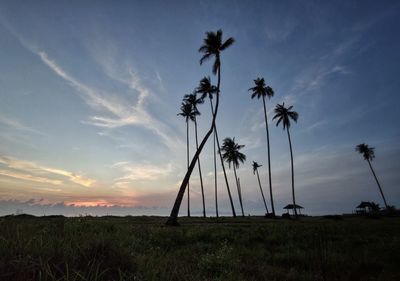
xmin=0 ymin=215 xmax=399 ymax=280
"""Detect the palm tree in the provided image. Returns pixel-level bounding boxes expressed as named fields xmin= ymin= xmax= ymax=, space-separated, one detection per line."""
xmin=221 ymin=137 xmax=246 ymax=217
xmin=252 ymin=161 xmax=269 ymax=214
xmin=183 ymin=92 xmax=206 ymax=217
xmin=356 ymin=143 xmax=389 ymax=209
xmin=196 ymin=77 xmax=219 ymax=217
xmin=167 ymin=30 xmax=235 ymax=226
xmin=249 ymin=78 xmax=275 ymax=216
xmin=273 ymin=103 xmax=299 ymax=217
xmin=196 ymin=76 xmax=236 ymax=218
xmin=177 ymin=101 xmax=199 ymax=217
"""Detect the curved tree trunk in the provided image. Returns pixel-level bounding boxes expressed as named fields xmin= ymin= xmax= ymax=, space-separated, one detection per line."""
xmin=233 ymin=165 xmax=244 ymax=216
xmin=186 ymin=120 xmax=190 ymax=217
xmin=287 ymin=128 xmax=297 ymax=217
xmin=210 ymin=101 xmax=218 ymax=217
xmin=211 ymin=98 xmax=236 ymax=218
xmin=367 ymin=159 xmax=388 ymax=209
xmin=262 ymin=96 xmax=275 ymax=217
xmin=194 ymin=118 xmax=206 ymax=217
xmin=166 ymin=58 xmax=234 ymax=226
xmin=256 ymin=169 xmax=269 ymax=214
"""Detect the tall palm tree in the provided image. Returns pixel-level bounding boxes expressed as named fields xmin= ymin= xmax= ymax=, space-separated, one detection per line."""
xmin=273 ymin=103 xmax=299 ymax=217
xmin=221 ymin=137 xmax=246 ymax=217
xmin=167 ymin=30 xmax=235 ymax=226
xmin=356 ymin=143 xmax=388 ymax=209
xmin=249 ymin=78 xmax=275 ymax=216
xmin=196 ymin=76 xmax=235 ymax=218
xmin=183 ymin=92 xmax=206 ymax=217
xmin=177 ymin=101 xmax=199 ymax=217
xmin=252 ymin=161 xmax=269 ymax=214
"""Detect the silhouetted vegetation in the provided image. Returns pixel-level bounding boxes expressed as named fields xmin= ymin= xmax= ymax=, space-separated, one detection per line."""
xmin=196 ymin=76 xmax=234 ymax=218
xmin=249 ymin=78 xmax=276 ymax=216
xmin=252 ymin=161 xmax=269 ymax=215
xmin=356 ymin=143 xmax=389 ymax=209
xmin=221 ymin=137 xmax=246 ymax=217
xmin=273 ymin=103 xmax=299 ymax=218
xmin=167 ymin=30 xmax=235 ymax=226
xmin=1 ymin=215 xmax=400 ymax=280
xmin=177 ymin=100 xmax=199 ymax=217
xmin=183 ymin=93 xmax=206 ymax=217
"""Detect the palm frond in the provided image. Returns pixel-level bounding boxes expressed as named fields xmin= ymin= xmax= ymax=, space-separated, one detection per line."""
xmin=199 ymin=53 xmax=212 ymax=65
xmin=220 ymin=37 xmax=235 ymax=50
xmin=220 ymin=137 xmax=246 ymax=169
xmin=356 ymin=143 xmax=375 ymax=161
xmin=199 ymin=29 xmax=234 ymax=73
xmin=273 ymin=103 xmax=298 ymax=130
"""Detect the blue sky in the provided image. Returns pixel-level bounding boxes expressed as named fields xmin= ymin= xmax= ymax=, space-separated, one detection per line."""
xmin=0 ymin=0 xmax=399 ymax=216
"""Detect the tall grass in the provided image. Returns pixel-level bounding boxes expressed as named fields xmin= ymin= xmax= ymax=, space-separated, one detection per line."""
xmin=0 ymin=215 xmax=399 ymax=280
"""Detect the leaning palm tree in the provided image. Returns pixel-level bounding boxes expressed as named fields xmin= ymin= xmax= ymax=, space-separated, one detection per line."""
xmin=167 ymin=30 xmax=235 ymax=226
xmin=252 ymin=161 xmax=269 ymax=214
xmin=221 ymin=137 xmax=246 ymax=217
xmin=356 ymin=143 xmax=388 ymax=209
xmin=183 ymin=92 xmax=206 ymax=217
xmin=177 ymin=101 xmax=198 ymax=217
xmin=196 ymin=76 xmax=235 ymax=218
xmin=249 ymin=77 xmax=276 ymax=216
xmin=273 ymin=103 xmax=299 ymax=217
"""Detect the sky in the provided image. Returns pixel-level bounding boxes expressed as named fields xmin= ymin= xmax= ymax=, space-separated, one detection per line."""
xmin=0 ymin=0 xmax=399 ymax=216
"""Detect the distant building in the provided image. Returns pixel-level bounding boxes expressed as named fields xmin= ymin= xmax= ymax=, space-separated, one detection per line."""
xmin=283 ymin=204 xmax=304 ymax=215
xmin=355 ymin=201 xmax=380 ymax=214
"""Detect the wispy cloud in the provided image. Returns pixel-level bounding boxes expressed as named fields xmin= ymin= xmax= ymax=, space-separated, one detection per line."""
xmin=0 ymin=155 xmax=95 ymax=187
xmin=264 ymin=18 xmax=297 ymax=42
xmin=0 ymin=169 xmax=63 ymax=185
xmin=0 ymin=115 xmax=47 ymax=136
xmin=288 ymin=63 xmax=351 ymax=103
xmin=38 ymin=51 xmax=151 ymax=127
xmin=112 ymin=161 xmax=173 ymax=182
xmin=38 ymin=51 xmax=181 ymax=151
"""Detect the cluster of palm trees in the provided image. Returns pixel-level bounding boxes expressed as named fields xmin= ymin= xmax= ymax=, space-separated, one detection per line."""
xmin=166 ymin=29 xmax=300 ymax=226
xmin=166 ymin=30 xmax=394 ymax=227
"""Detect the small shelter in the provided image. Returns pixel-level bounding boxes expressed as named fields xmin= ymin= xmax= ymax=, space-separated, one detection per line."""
xmin=283 ymin=204 xmax=304 ymax=215
xmin=355 ymin=201 xmax=379 ymax=214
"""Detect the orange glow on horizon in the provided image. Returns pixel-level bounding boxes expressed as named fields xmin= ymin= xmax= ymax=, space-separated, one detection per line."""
xmin=66 ymin=200 xmax=116 ymax=207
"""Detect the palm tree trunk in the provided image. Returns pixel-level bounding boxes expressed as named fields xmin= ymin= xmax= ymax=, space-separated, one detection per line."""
xmin=233 ymin=165 xmax=244 ymax=216
xmin=210 ymin=101 xmax=218 ymax=218
xmin=367 ymin=159 xmax=388 ymax=209
xmin=194 ymin=118 xmax=206 ymax=217
xmin=287 ymin=128 xmax=297 ymax=217
xmin=186 ymin=120 xmax=190 ymax=217
xmin=210 ymin=98 xmax=236 ymax=218
xmin=214 ymin=132 xmax=219 ymax=217
xmin=256 ymin=169 xmax=269 ymax=214
xmin=166 ymin=60 xmax=230 ymax=226
xmin=262 ymin=96 xmax=275 ymax=217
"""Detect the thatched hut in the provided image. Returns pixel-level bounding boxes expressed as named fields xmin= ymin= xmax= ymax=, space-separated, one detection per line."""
xmin=283 ymin=204 xmax=304 ymax=215
xmin=355 ymin=201 xmax=379 ymax=214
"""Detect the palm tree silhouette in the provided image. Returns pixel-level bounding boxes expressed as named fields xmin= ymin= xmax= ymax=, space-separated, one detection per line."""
xmin=183 ymin=92 xmax=206 ymax=217
xmin=252 ymin=161 xmax=269 ymax=214
xmin=356 ymin=143 xmax=389 ymax=209
xmin=196 ymin=76 xmax=236 ymax=218
xmin=249 ymin=77 xmax=275 ymax=217
xmin=177 ymin=101 xmax=199 ymax=217
xmin=221 ymin=137 xmax=246 ymax=217
xmin=167 ymin=30 xmax=235 ymax=225
xmin=273 ymin=103 xmax=299 ymax=218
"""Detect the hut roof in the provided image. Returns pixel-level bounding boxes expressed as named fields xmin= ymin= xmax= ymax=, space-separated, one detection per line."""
xmin=283 ymin=204 xmax=304 ymax=209
xmin=356 ymin=201 xmax=373 ymax=209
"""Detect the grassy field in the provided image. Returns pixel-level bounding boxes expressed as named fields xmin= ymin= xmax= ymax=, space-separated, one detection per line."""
xmin=0 ymin=215 xmax=399 ymax=281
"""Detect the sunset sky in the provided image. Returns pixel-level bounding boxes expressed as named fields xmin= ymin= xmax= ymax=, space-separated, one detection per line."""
xmin=0 ymin=0 xmax=399 ymax=216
